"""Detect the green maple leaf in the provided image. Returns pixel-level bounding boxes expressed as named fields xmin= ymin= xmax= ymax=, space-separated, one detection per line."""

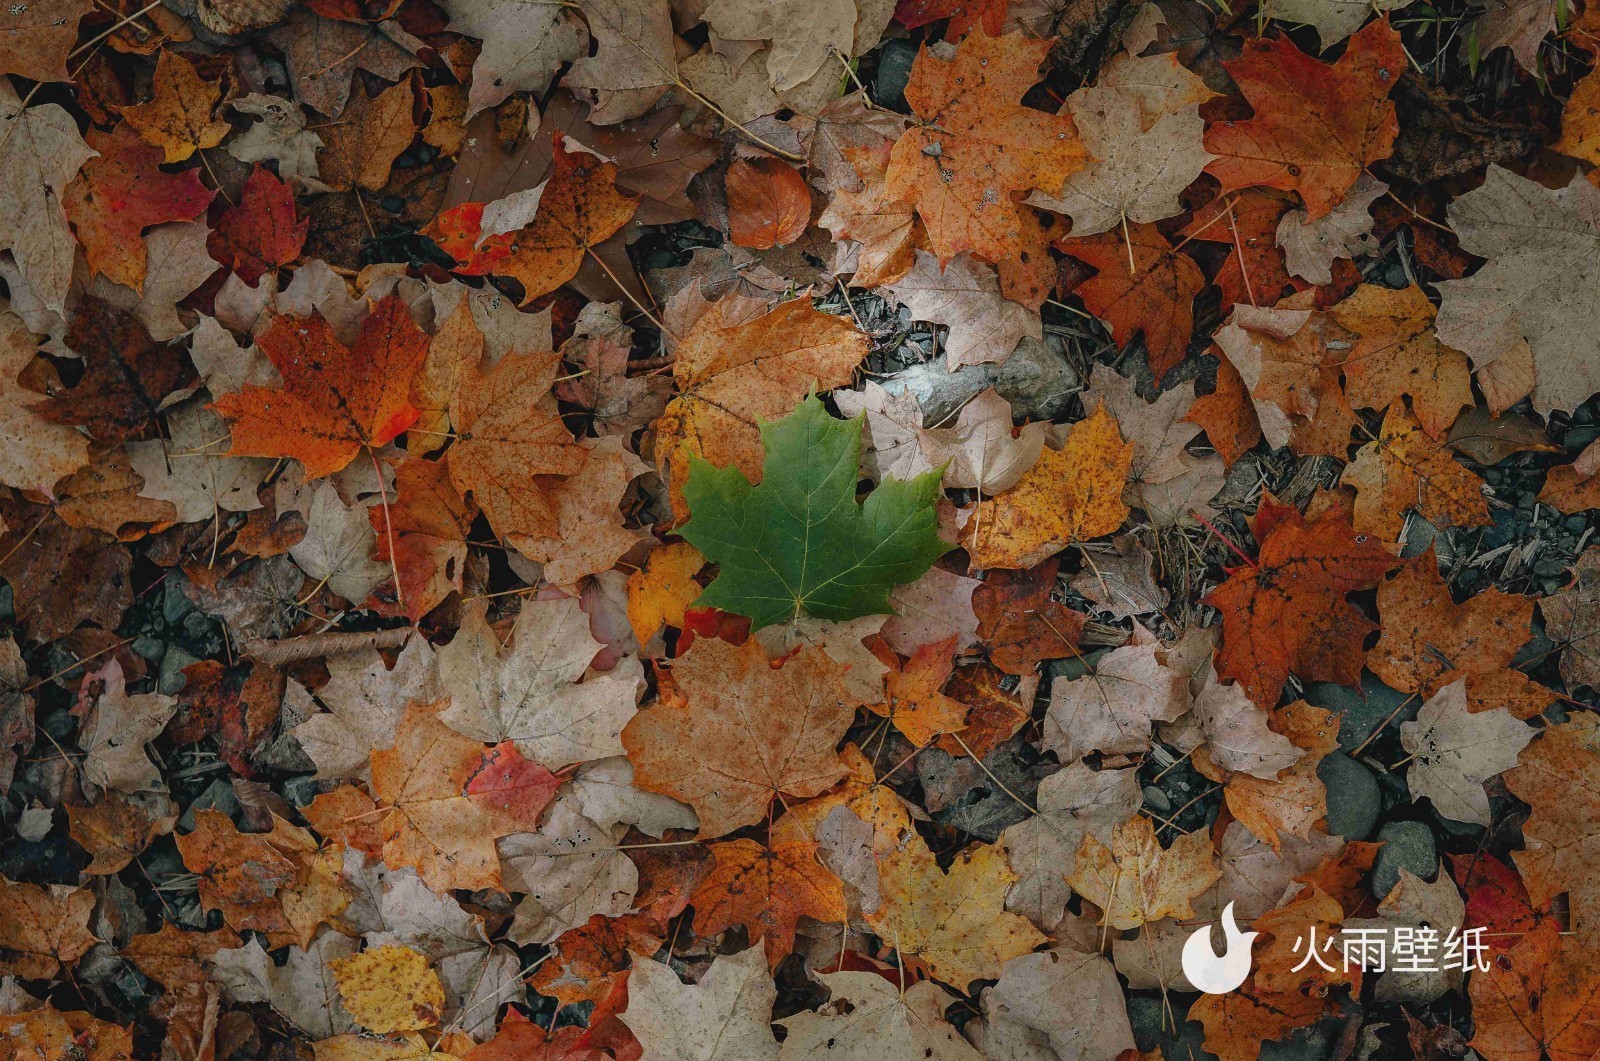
xmin=680 ymin=394 xmax=952 ymax=629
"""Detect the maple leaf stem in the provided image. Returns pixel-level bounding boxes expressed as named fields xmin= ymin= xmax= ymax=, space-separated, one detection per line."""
xmin=444 ymin=952 xmax=555 ymax=1037
xmin=196 ymin=148 xmax=234 ymax=207
xmin=0 ymin=84 xmax=44 ymax=156
xmin=1170 ymin=196 xmax=1235 ymax=253
xmin=310 ymin=36 xmax=377 ymax=80
xmin=1225 ymin=197 xmax=1256 ymax=307
xmin=460 ymin=584 xmax=541 ymax=604
xmin=1383 ymin=190 xmax=1454 ymax=234
xmin=1346 ymin=691 xmax=1420 ymax=757
xmin=296 ymin=570 xmax=337 ymax=607
xmin=1077 ymin=545 xmax=1114 ymax=610
xmin=1043 ymin=297 xmax=1094 ymax=318
xmin=1189 ymin=508 xmax=1258 ymax=569
xmin=0 ymin=509 xmax=55 ymax=569
xmin=876 ymin=739 xmax=926 ymax=785
xmin=68 ymin=0 xmax=165 ymax=61
xmin=353 ymin=187 xmax=378 ymax=240
xmin=19 ymin=634 xmax=139 ymax=693
xmin=947 ymin=730 xmax=1038 ymax=815
xmin=369 ymin=445 xmax=405 ymax=613
xmin=831 ymin=46 xmax=870 ymax=99
xmin=1157 ymin=783 xmax=1221 ymax=829
xmin=833 ymin=277 xmax=868 ymax=332
xmin=1152 ymin=746 xmax=1194 ymax=780
xmin=584 ymin=247 xmax=674 ymax=339
xmin=1120 ymin=213 xmax=1137 ymax=276
xmin=670 ymin=78 xmax=807 ymax=164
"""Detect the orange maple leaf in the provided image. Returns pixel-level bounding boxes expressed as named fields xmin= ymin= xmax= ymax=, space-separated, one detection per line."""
xmin=1221 ymin=701 xmax=1340 ymax=849
xmin=63 ymin=123 xmax=213 ymax=291
xmin=174 ymin=809 xmax=348 ymax=948
xmin=211 ymin=294 xmax=427 ymax=480
xmin=962 ymin=403 xmax=1133 ymax=569
xmin=1503 ymin=717 xmax=1600 ymax=936
xmin=1342 ymin=401 xmax=1491 ymax=543
xmin=446 ymin=349 xmax=588 ymax=544
xmin=1059 ymin=222 xmax=1206 ymax=381
xmin=1469 ymin=920 xmax=1600 ymax=1061
xmin=368 ymin=456 xmax=477 ymax=621
xmin=621 ymin=637 xmax=856 ymax=838
xmin=1188 ymin=981 xmax=1327 ymax=1061
xmin=370 ymin=701 xmax=563 ymax=894
xmin=1331 ymin=283 xmax=1473 ymax=439
xmin=1204 ymin=19 xmax=1404 ymax=219
xmin=885 ymin=31 xmax=1084 ymax=265
xmin=652 ymin=294 xmax=867 ymax=521
xmin=868 ymin=636 xmax=972 ymax=746
xmin=1184 ymin=356 xmax=1263 ymax=467
xmin=0 ymin=880 xmax=96 ymax=980
xmin=1178 ymin=188 xmax=1295 ymax=312
xmin=425 ymin=133 xmax=638 ymax=305
xmin=1366 ymin=549 xmax=1535 ymax=702
xmin=530 ymin=914 xmax=663 ymax=1008
xmin=1204 ymin=493 xmax=1399 ymax=709
xmin=691 ymin=829 xmax=848 ymax=970
xmin=122 ymin=50 xmax=230 ymax=164
xmin=725 ymin=157 xmax=811 ymax=250
xmin=972 ymin=558 xmax=1088 ymax=676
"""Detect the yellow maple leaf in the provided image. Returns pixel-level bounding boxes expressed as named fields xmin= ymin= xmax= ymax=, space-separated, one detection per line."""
xmin=864 ymin=835 xmax=1045 ymax=988
xmin=626 ymin=541 xmax=705 ymax=645
xmin=1342 ymin=400 xmax=1490 ymax=543
xmin=331 ymin=945 xmax=445 ymax=1034
xmin=123 ymin=51 xmax=230 ymax=164
xmin=1068 ymin=815 xmax=1220 ymax=930
xmin=963 ymin=403 xmax=1133 ymax=569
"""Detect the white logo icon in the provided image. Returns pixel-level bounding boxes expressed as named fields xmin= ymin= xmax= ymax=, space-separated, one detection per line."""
xmin=1181 ymin=901 xmax=1259 ymax=994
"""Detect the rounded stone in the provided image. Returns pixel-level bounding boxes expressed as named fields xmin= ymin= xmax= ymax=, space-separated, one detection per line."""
xmin=1372 ymin=820 xmax=1437 ymax=899
xmin=1319 ymin=753 xmax=1381 ymax=840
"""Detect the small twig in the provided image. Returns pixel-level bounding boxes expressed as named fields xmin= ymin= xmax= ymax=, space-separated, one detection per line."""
xmin=240 ymin=626 xmax=416 ymax=666
xmin=1225 ymin=196 xmax=1256 ymax=307
xmin=586 ymin=246 xmax=674 ymax=339
xmin=947 ymin=731 xmax=1038 ymax=815
xmin=0 ymin=509 xmax=55 ymax=569
xmin=1347 ymin=692 xmax=1421 ymax=757
xmin=370 ymin=446 xmax=405 ymax=614
xmin=20 ymin=635 xmax=139 ymax=693
xmin=1190 ymin=508 xmax=1258 ymax=569
xmin=673 ymin=79 xmax=806 ymax=162
xmin=197 ymin=148 xmax=235 ymax=207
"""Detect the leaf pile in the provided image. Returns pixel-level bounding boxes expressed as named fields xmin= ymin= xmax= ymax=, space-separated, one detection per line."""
xmin=3 ymin=1 xmax=1600 ymax=1059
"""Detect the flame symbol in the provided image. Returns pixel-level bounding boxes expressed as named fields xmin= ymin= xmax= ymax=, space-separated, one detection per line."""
xmin=1181 ymin=901 xmax=1259 ymax=994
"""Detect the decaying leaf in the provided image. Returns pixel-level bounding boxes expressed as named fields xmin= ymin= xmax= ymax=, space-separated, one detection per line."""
xmin=1399 ymin=679 xmax=1533 ymax=825
xmin=621 ymin=946 xmax=779 ymax=1060
xmin=962 ymin=404 xmax=1133 ymax=569
xmin=886 ymin=32 xmax=1084 ymax=265
xmin=1206 ymin=495 xmax=1399 ymax=709
xmin=1068 ymin=816 xmax=1220 ymax=930
xmin=865 ymin=836 xmax=1047 ymax=988
xmin=623 ymin=636 xmax=855 ymax=837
